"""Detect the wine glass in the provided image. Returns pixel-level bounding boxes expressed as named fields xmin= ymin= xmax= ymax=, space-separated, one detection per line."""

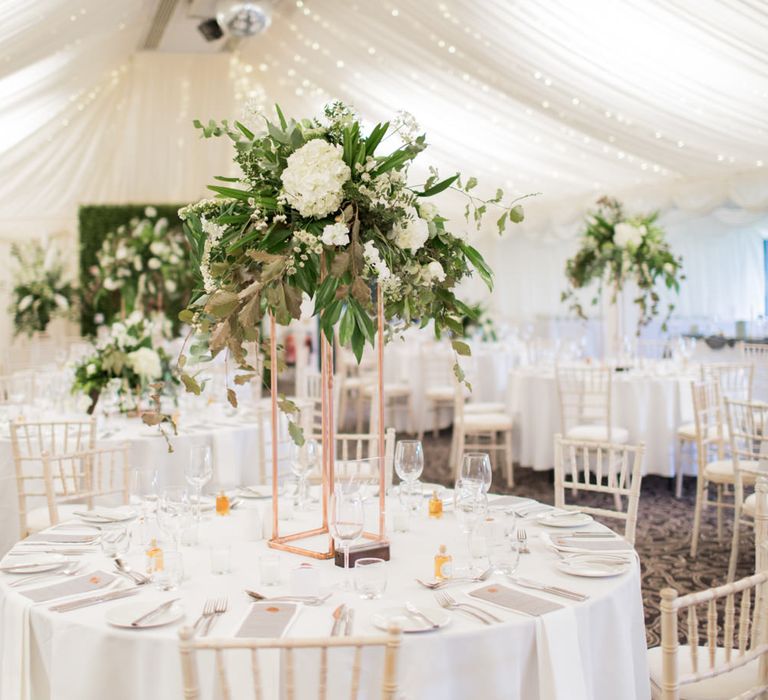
xmin=460 ymin=453 xmax=492 ymax=494
xmin=290 ymin=438 xmax=318 ymax=509
xmin=330 ymin=488 xmax=364 ymax=589
xmin=186 ymin=444 xmax=213 ymax=541
xmin=157 ymin=487 xmax=191 ymax=551
xmin=394 ymin=440 xmax=424 ymax=484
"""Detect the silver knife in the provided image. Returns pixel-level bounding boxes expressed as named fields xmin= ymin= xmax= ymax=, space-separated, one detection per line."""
xmin=344 ymin=608 xmax=354 ymax=636
xmin=130 ymin=598 xmax=180 ymax=627
xmin=405 ymin=601 xmax=439 ymax=628
xmin=511 ymin=577 xmax=588 ymax=601
xmin=330 ymin=604 xmax=346 ymax=636
xmin=50 ymin=588 xmax=140 ymax=612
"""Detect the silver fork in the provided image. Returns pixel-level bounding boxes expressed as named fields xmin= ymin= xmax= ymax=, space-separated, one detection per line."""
xmin=517 ymin=528 xmax=530 ymax=554
xmin=204 ymin=596 xmax=228 ymax=636
xmin=193 ymin=599 xmax=216 ymax=635
xmin=435 ymin=591 xmax=502 ymax=624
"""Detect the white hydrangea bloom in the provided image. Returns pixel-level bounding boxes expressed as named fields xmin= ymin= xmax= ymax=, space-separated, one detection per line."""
xmin=613 ymin=222 xmax=646 ymax=248
xmin=280 ymin=139 xmax=351 ymax=218
xmin=391 ymin=208 xmax=429 ymax=252
xmin=144 ymin=206 xmax=157 ymax=218
xmin=320 ymin=222 xmax=350 ymax=247
xmin=127 ymin=347 xmax=162 ymax=381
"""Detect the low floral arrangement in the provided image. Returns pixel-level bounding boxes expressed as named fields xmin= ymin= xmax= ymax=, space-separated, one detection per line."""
xmin=462 ymin=303 xmax=498 ymax=342
xmin=176 ymin=102 xmax=529 ymax=441
xmin=10 ymin=240 xmax=77 ymax=337
xmin=561 ymin=197 xmax=683 ymax=330
xmin=71 ymin=312 xmax=177 ymax=415
xmin=88 ymin=207 xmax=192 ymax=321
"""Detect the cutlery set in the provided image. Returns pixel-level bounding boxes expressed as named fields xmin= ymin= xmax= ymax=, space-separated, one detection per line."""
xmin=193 ymin=597 xmax=228 ymax=636
xmin=331 ymin=604 xmax=355 ymax=636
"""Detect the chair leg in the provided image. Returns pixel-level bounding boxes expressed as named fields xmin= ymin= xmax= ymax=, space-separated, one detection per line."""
xmin=716 ymin=484 xmax=724 ymax=542
xmin=675 ymin=438 xmax=685 ymax=499
xmin=728 ymin=504 xmax=742 ymax=582
xmin=504 ymin=428 xmax=514 ymax=487
xmin=355 ymin=395 xmax=364 ymax=433
xmin=691 ymin=477 xmax=706 ymax=558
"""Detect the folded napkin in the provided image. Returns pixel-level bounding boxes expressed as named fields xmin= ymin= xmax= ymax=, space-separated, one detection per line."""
xmin=552 ymin=537 xmax=632 ymax=552
xmin=25 ymin=533 xmax=96 ymax=544
xmin=469 ymin=584 xmax=563 ymax=616
xmin=235 ymin=602 xmax=299 ymax=638
xmin=19 ymin=571 xmax=116 ymax=603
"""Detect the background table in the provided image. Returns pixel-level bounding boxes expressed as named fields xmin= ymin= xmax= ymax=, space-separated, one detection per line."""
xmin=0 ymin=497 xmax=649 ymax=700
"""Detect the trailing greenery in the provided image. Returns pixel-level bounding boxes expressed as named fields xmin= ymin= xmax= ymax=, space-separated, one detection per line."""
xmin=10 ymin=240 xmax=77 ymax=337
xmin=78 ymin=204 xmax=187 ymax=335
xmin=561 ymin=196 xmax=684 ymax=331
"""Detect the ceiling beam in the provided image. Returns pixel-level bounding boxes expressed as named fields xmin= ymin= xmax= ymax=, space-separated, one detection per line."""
xmin=143 ymin=0 xmax=181 ymax=50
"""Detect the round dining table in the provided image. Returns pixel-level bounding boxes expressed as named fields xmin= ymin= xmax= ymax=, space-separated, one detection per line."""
xmin=0 ymin=494 xmax=650 ymax=700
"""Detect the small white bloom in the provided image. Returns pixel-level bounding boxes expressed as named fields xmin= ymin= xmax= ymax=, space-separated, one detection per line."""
xmin=133 ymin=256 xmax=143 ymax=271
xmin=53 ymin=293 xmax=69 ymax=309
xmin=147 ymin=258 xmax=161 ymax=270
xmin=425 ymin=260 xmax=446 ymax=283
xmin=664 ymin=262 xmax=676 ymax=275
xmin=613 ymin=222 xmax=645 ymax=248
xmin=103 ymin=278 xmax=119 ymax=291
xmin=115 ymin=244 xmax=129 ymax=260
xmin=18 ymin=295 xmax=33 ymax=311
xmin=169 ymin=254 xmax=179 ymax=264
xmin=164 ymin=279 xmax=177 ymax=293
xmin=127 ymin=347 xmax=162 ymax=381
xmin=392 ymin=209 xmax=430 ymax=252
xmin=144 ymin=206 xmax=157 ymax=218
xmin=418 ymin=202 xmax=439 ymax=221
xmin=86 ymin=363 xmax=97 ymax=377
xmin=94 ymin=313 xmax=105 ymax=324
xmin=321 ymin=222 xmax=350 ymax=247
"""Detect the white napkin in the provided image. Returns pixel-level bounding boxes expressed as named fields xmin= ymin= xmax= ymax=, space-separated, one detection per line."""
xmin=536 ymin=607 xmax=589 ymax=700
xmin=0 ymin=584 xmax=32 ymax=700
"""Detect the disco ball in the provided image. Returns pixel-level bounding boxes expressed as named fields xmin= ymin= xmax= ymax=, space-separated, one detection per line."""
xmin=216 ymin=1 xmax=272 ymax=37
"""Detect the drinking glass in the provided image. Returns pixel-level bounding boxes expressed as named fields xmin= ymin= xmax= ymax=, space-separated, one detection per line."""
xmin=210 ymin=544 xmax=231 ymax=575
xmin=290 ymin=438 xmax=318 ymax=509
xmin=330 ymin=489 xmax=364 ymax=589
xmin=460 ymin=453 xmax=492 ymax=494
xmin=186 ymin=444 xmax=213 ymax=541
xmin=354 ymin=558 xmax=388 ymax=599
xmin=454 ymin=481 xmax=489 ymax=563
xmin=394 ymin=440 xmax=424 ymax=485
xmin=129 ymin=466 xmax=159 ymax=514
xmin=157 ymin=488 xmax=191 ymax=551
xmin=100 ymin=524 xmax=131 ymax=558
xmin=154 ymin=551 xmax=183 ymax=591
xmin=260 ymin=554 xmax=281 ymax=586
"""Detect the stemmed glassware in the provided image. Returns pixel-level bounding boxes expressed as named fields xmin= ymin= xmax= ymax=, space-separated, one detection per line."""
xmin=460 ymin=452 xmax=492 ymax=494
xmin=454 ymin=477 xmax=489 ymax=569
xmin=157 ymin=487 xmax=192 ymax=551
xmin=330 ymin=488 xmax=364 ymax=589
xmin=186 ymin=444 xmax=213 ymax=542
xmin=290 ymin=438 xmax=319 ymax=509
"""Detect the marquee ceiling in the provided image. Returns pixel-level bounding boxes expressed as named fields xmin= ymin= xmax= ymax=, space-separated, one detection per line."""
xmin=2 ymin=0 xmax=767 ymax=236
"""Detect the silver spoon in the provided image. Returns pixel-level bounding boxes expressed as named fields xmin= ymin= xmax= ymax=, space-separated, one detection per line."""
xmin=245 ymin=590 xmax=331 ymax=606
xmin=115 ymin=558 xmax=150 ymax=585
xmin=415 ymin=567 xmax=492 ymax=590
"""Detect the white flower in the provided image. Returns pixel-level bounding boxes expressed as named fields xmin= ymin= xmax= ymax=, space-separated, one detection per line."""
xmin=392 ymin=110 xmax=421 ymax=145
xmin=144 ymin=206 xmax=157 ymax=218
xmin=200 ymin=216 xmax=227 ymax=293
xmin=392 ymin=209 xmax=430 ymax=252
xmin=147 ymin=258 xmax=161 ymax=270
xmin=613 ymin=222 xmax=646 ymax=248
xmin=169 ymin=254 xmax=180 ymax=264
xmin=363 ymin=241 xmax=392 ymax=280
xmin=663 ymin=262 xmax=676 ymax=275
xmin=149 ymin=241 xmax=168 ymax=256
xmin=164 ymin=279 xmax=177 ymax=293
xmin=127 ymin=347 xmax=162 ymax=381
xmin=86 ymin=363 xmax=97 ymax=377
xmin=115 ymin=244 xmax=129 ymax=260
xmin=110 ymin=322 xmax=129 ymax=347
xmin=418 ymin=202 xmax=439 ymax=221
xmin=133 ymin=256 xmax=143 ymax=271
xmin=424 ymin=261 xmax=446 ymax=283
xmin=280 ymin=139 xmax=351 ymax=218
xmin=53 ymin=294 xmax=69 ymax=310
xmin=320 ymin=222 xmax=350 ymax=247
xmin=94 ymin=313 xmax=105 ymax=324
xmin=103 ymin=278 xmax=119 ymax=291
xmin=18 ymin=295 xmax=33 ymax=311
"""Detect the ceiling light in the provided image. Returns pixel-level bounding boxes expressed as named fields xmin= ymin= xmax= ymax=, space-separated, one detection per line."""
xmin=217 ymin=1 xmax=272 ymax=38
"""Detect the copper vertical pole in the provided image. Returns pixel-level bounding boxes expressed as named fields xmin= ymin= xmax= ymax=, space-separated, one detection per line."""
xmin=270 ymin=314 xmax=279 ymax=540
xmin=377 ymin=284 xmax=386 ymax=538
xmin=323 ymin=331 xmax=335 ymax=554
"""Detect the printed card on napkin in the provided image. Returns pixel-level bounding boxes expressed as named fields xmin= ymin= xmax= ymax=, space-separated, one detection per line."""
xmin=553 ymin=536 xmax=632 ymax=551
xmin=19 ymin=571 xmax=117 ymax=603
xmin=235 ymin=603 xmax=299 ymax=638
xmin=470 ymin=584 xmax=563 ymax=616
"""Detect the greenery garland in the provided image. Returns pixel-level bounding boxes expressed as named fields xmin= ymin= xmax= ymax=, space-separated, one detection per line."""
xmin=561 ymin=197 xmax=684 ymax=331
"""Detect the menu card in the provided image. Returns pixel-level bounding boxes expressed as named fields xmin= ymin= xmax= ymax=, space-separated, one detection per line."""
xmin=20 ymin=571 xmax=117 ymax=603
xmin=235 ymin=603 xmax=299 ymax=638
xmin=470 ymin=584 xmax=563 ymax=616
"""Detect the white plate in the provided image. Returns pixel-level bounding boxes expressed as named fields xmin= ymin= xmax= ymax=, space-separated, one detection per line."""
xmin=106 ymin=599 xmax=185 ymax=629
xmin=237 ymin=486 xmax=273 ymax=499
xmin=556 ymin=553 xmax=632 ymax=578
xmin=536 ymin=511 xmax=594 ymax=528
xmin=371 ymin=606 xmax=451 ymax=633
xmin=0 ymin=554 xmax=67 ymax=573
xmin=76 ymin=508 xmax=137 ymax=524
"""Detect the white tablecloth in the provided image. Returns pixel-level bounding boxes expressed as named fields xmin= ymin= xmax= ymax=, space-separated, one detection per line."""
xmin=508 ymin=364 xmax=696 ymax=474
xmin=0 ymin=497 xmax=649 ymax=700
xmin=0 ymin=407 xmax=292 ymax=558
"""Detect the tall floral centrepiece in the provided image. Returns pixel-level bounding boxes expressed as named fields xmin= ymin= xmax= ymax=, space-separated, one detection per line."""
xmin=561 ymin=196 xmax=684 ymax=332
xmin=177 ymin=103 xmax=527 ymax=419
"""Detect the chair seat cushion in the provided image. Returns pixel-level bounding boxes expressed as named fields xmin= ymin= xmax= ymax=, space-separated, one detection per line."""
xmin=677 ymin=423 xmax=728 ymax=441
xmin=702 ymin=459 xmax=758 ymax=484
xmin=462 ymin=413 xmax=513 ymax=431
xmin=465 ymin=402 xmax=507 ymax=414
xmin=26 ymin=504 xmax=83 ymax=533
xmin=362 ymin=383 xmax=411 ymax=397
xmin=648 ymin=644 xmax=760 ymax=699
xmin=565 ymin=425 xmax=629 ymax=443
xmin=425 ymin=386 xmax=455 ymax=401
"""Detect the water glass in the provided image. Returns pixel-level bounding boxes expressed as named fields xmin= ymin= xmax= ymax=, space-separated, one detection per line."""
xmin=394 ymin=440 xmax=424 ymax=484
xmin=490 ymin=539 xmax=521 ymax=577
xmin=354 ymin=558 xmax=388 ymax=599
xmin=460 ymin=453 xmax=492 ymax=493
xmin=331 ymin=489 xmax=364 ymax=588
xmin=260 ymin=554 xmax=281 ymax=586
xmin=290 ymin=439 xmax=319 ymax=509
xmin=210 ymin=544 xmax=231 ymax=575
xmin=154 ymin=551 xmax=183 ymax=591
xmin=100 ymin=524 xmax=131 ymax=558
xmin=187 ymin=444 xmax=213 ymax=542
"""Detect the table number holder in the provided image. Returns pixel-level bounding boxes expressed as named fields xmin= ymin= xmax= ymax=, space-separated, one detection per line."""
xmin=268 ymin=284 xmax=387 ymax=559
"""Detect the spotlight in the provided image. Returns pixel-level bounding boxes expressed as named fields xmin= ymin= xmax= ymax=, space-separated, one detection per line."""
xmin=216 ymin=1 xmax=272 ymax=38
xmin=197 ymin=17 xmax=224 ymax=41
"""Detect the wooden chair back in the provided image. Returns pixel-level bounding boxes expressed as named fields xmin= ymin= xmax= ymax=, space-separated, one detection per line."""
xmin=553 ymin=434 xmax=644 ymax=544
xmin=725 ymin=399 xmax=768 ymax=487
xmin=691 ymin=381 xmax=727 ymax=465
xmin=333 ymin=429 xmax=396 ymax=490
xmin=555 ymin=366 xmax=613 ymax=437
xmin=178 ymin=625 xmax=401 ymax=700
xmin=743 ymin=343 xmax=768 ymax=403
xmin=701 ymin=363 xmax=754 ymax=402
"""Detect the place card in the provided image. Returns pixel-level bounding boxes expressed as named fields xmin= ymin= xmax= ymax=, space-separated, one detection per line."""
xmin=20 ymin=571 xmax=117 ymax=603
xmin=552 ymin=537 xmax=632 ymax=551
xmin=470 ymin=584 xmax=563 ymax=616
xmin=235 ymin=603 xmax=299 ymax=638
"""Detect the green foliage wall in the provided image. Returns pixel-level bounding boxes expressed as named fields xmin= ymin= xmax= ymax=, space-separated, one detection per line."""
xmin=79 ymin=204 xmax=185 ymax=335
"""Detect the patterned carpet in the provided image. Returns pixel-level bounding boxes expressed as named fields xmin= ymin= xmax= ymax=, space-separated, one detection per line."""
xmin=419 ymin=431 xmax=753 ymax=646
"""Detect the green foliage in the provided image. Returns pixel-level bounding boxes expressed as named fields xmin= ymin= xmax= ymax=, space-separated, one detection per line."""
xmin=78 ymin=204 xmax=187 ymax=335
